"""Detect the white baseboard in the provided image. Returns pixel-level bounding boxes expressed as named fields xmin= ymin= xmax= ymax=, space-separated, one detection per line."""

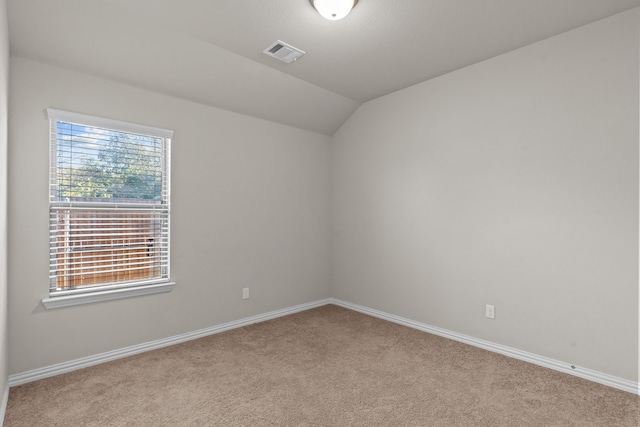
xmin=329 ymin=298 xmax=639 ymax=395
xmin=0 ymin=383 xmax=8 ymax=426
xmin=8 ymin=297 xmax=638 ymax=396
xmin=8 ymin=298 xmax=332 ymax=387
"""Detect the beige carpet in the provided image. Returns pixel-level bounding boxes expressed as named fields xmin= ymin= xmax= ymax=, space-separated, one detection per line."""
xmin=4 ymin=305 xmax=639 ymax=426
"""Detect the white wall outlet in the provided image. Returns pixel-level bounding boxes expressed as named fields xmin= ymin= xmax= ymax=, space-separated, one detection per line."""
xmin=486 ymin=304 xmax=495 ymax=319
xmin=242 ymin=288 xmax=250 ymax=299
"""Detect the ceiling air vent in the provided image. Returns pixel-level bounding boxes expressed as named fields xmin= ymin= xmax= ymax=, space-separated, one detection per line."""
xmin=263 ymin=40 xmax=305 ymax=64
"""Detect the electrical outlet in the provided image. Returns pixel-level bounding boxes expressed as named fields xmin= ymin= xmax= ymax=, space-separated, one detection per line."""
xmin=485 ymin=304 xmax=495 ymax=319
xmin=242 ymin=288 xmax=250 ymax=299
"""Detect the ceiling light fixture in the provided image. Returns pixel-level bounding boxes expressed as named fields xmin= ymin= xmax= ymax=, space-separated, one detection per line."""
xmin=310 ymin=0 xmax=359 ymax=21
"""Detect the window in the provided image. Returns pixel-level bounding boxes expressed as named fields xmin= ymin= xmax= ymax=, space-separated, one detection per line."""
xmin=43 ymin=109 xmax=174 ymax=309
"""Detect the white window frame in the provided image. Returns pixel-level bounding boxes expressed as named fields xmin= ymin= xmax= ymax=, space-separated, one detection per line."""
xmin=42 ymin=109 xmax=175 ymax=309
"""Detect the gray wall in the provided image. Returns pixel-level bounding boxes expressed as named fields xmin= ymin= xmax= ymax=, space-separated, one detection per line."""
xmin=331 ymin=9 xmax=639 ymax=381
xmin=0 ymin=0 xmax=8 ymax=405
xmin=8 ymin=57 xmax=331 ymax=374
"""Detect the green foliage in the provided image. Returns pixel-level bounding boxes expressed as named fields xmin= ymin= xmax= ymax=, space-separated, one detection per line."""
xmin=58 ymin=132 xmax=162 ymax=200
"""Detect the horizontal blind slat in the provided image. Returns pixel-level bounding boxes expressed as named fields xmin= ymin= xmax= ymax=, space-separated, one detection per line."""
xmin=50 ymin=253 xmax=164 ymax=268
xmin=50 ymin=261 xmax=166 ymax=278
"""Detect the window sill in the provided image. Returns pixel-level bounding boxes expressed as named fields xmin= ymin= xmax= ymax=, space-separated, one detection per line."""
xmin=41 ymin=282 xmax=175 ymax=309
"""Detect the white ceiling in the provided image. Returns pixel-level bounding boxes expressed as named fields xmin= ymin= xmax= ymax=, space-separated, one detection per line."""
xmin=7 ymin=0 xmax=640 ymax=135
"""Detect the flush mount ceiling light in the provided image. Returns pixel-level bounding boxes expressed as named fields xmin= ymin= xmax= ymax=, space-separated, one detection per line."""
xmin=310 ymin=0 xmax=359 ymax=21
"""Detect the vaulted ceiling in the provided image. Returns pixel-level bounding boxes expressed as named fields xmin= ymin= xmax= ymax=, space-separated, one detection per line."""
xmin=7 ymin=0 xmax=640 ymax=135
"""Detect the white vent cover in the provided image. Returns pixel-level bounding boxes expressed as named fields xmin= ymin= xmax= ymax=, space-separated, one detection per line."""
xmin=263 ymin=40 xmax=305 ymax=63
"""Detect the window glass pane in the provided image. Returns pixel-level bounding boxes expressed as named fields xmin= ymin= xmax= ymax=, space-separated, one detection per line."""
xmin=55 ymin=123 xmax=163 ymax=201
xmin=50 ymin=207 xmax=168 ymax=291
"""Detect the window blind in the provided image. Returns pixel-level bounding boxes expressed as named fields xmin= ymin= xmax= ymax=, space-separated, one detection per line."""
xmin=47 ymin=109 xmax=172 ymax=296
